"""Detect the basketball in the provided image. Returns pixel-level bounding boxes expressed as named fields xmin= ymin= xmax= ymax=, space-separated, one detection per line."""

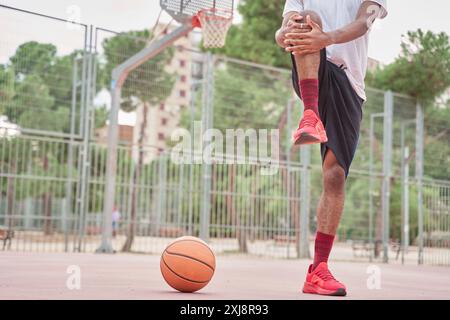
xmin=160 ymin=236 xmax=216 ymax=293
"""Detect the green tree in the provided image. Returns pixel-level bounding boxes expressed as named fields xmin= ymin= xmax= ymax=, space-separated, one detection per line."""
xmin=2 ymin=40 xmax=112 ymax=238
xmin=359 ymin=30 xmax=450 ymax=247
xmin=94 ymin=105 xmax=109 ymax=130
xmin=0 ymin=137 xmax=73 ymax=235
xmin=43 ymin=53 xmax=79 ymax=106
xmin=214 ymin=0 xmax=289 ymax=68
xmin=422 ymin=105 xmax=450 ymax=181
xmin=0 ymin=64 xmax=15 ymax=115
xmin=4 ymin=42 xmax=101 ymax=236
xmin=5 ymin=67 xmax=69 ymax=235
xmin=0 ymin=138 xmax=29 ymax=233
xmin=101 ymin=30 xmax=175 ymax=251
xmin=367 ymin=29 xmax=450 ymax=105
xmin=10 ymin=42 xmax=56 ymax=77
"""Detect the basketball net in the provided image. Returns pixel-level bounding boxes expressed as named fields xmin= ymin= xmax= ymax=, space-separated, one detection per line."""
xmin=195 ymin=8 xmax=233 ymax=48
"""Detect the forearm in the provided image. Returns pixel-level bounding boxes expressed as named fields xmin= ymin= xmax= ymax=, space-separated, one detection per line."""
xmin=285 ymin=2 xmax=380 ymax=55
xmin=275 ymin=12 xmax=300 ymax=48
xmin=326 ymin=19 xmax=369 ymax=45
xmin=275 ymin=29 xmax=287 ymax=48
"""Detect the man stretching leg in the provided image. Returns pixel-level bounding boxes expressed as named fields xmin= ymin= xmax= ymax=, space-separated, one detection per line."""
xmin=275 ymin=0 xmax=387 ymax=296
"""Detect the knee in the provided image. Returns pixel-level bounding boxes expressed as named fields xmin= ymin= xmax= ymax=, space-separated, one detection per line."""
xmin=323 ymin=163 xmax=345 ymax=193
xmin=299 ymin=10 xmax=322 ymax=28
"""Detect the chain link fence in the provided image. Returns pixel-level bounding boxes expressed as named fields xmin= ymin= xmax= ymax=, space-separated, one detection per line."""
xmin=0 ymin=5 xmax=449 ymax=265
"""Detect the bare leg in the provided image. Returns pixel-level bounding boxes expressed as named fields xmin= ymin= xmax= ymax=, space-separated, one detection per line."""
xmin=290 ymin=10 xmax=327 ymax=145
xmin=294 ymin=13 xmax=347 ymax=296
xmin=290 ymin=11 xmax=345 ymax=234
xmin=292 ymin=11 xmax=322 ymax=81
xmin=317 ymin=150 xmax=346 ymax=235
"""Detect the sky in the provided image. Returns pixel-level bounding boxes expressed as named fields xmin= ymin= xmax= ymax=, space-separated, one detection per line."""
xmin=1 ymin=0 xmax=449 ymax=64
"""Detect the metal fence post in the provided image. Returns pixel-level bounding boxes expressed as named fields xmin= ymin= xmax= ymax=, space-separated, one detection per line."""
xmin=400 ymin=119 xmax=415 ymax=263
xmin=64 ymin=56 xmax=82 ymax=252
xmin=177 ymin=164 xmax=184 ymax=227
xmin=401 ymin=144 xmax=410 ymax=264
xmin=369 ymin=112 xmax=384 ymax=261
xmin=188 ymin=82 xmax=201 ymax=235
xmin=382 ymin=90 xmax=394 ymax=263
xmin=156 ymin=155 xmax=167 ymax=235
xmin=299 ymin=144 xmax=311 ymax=259
xmin=73 ymin=37 xmax=89 ymax=251
xmin=96 ymin=85 xmax=120 ymax=253
xmin=199 ymin=52 xmax=214 ymax=241
xmin=77 ymin=38 xmax=94 ymax=252
xmin=415 ymin=102 xmax=425 ymax=265
xmin=369 ymin=115 xmax=375 ymax=262
xmin=285 ymin=100 xmax=293 ymax=258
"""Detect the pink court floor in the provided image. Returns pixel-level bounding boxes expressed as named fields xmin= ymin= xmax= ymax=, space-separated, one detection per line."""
xmin=1 ymin=251 xmax=449 ymax=300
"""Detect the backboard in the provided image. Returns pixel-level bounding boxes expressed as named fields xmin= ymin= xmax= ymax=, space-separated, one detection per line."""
xmin=160 ymin=0 xmax=234 ymax=24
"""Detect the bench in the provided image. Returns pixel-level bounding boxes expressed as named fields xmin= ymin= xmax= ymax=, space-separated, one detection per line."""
xmin=273 ymin=235 xmax=297 ymax=246
xmin=158 ymin=227 xmax=184 ymax=237
xmin=352 ymin=240 xmax=402 ymax=259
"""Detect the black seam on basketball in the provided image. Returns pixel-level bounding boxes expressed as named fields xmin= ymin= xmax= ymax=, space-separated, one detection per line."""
xmin=162 ymin=255 xmax=209 ymax=284
xmin=164 ymin=250 xmax=215 ymax=271
xmin=165 ymin=239 xmax=215 ymax=258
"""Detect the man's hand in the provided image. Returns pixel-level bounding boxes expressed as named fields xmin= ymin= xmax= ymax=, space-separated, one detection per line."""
xmin=285 ymin=15 xmax=333 ymax=56
xmin=275 ymin=14 xmax=311 ymax=49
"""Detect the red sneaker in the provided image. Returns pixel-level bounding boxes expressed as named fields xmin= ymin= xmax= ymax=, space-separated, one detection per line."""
xmin=302 ymin=262 xmax=347 ymax=296
xmin=292 ymin=110 xmax=328 ymax=145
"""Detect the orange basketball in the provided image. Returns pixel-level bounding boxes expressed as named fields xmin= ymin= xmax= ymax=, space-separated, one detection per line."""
xmin=160 ymin=236 xmax=216 ymax=293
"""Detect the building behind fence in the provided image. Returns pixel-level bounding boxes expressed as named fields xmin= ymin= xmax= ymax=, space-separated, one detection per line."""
xmin=0 ymin=5 xmax=449 ymax=266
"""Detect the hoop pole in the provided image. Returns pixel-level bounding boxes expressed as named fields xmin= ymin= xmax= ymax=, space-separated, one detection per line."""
xmin=96 ymin=24 xmax=193 ymax=253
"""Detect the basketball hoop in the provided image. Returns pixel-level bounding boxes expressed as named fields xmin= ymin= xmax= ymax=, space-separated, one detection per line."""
xmin=161 ymin=1 xmax=234 ymax=48
xmin=194 ymin=8 xmax=233 ymax=48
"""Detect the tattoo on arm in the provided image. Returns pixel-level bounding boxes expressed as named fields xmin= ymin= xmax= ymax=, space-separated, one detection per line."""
xmin=327 ymin=2 xmax=381 ymax=45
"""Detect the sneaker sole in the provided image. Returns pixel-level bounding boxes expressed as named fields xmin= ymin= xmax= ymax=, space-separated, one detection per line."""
xmin=293 ymin=132 xmax=327 ymax=146
xmin=302 ymin=282 xmax=347 ymax=296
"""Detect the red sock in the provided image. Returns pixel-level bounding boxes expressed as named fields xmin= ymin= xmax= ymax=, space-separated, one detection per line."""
xmin=313 ymin=231 xmax=335 ymax=270
xmin=299 ymin=79 xmax=319 ymax=117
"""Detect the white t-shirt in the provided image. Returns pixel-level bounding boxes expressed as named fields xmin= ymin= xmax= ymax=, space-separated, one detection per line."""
xmin=283 ymin=0 xmax=388 ymax=101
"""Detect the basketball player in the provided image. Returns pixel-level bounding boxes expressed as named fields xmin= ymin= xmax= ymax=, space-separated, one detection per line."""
xmin=275 ymin=0 xmax=388 ymax=296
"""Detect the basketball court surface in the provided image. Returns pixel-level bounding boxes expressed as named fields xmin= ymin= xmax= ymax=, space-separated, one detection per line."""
xmin=1 ymin=252 xmax=449 ymax=300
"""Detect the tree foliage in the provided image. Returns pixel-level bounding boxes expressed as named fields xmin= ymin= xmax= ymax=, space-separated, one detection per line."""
xmin=1 ymin=41 xmax=104 ymax=234
xmin=101 ymin=30 xmax=175 ymax=111
xmin=9 ymin=42 xmax=57 ymax=77
xmin=213 ymin=0 xmax=290 ymax=68
xmin=366 ymin=29 xmax=450 ymax=105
